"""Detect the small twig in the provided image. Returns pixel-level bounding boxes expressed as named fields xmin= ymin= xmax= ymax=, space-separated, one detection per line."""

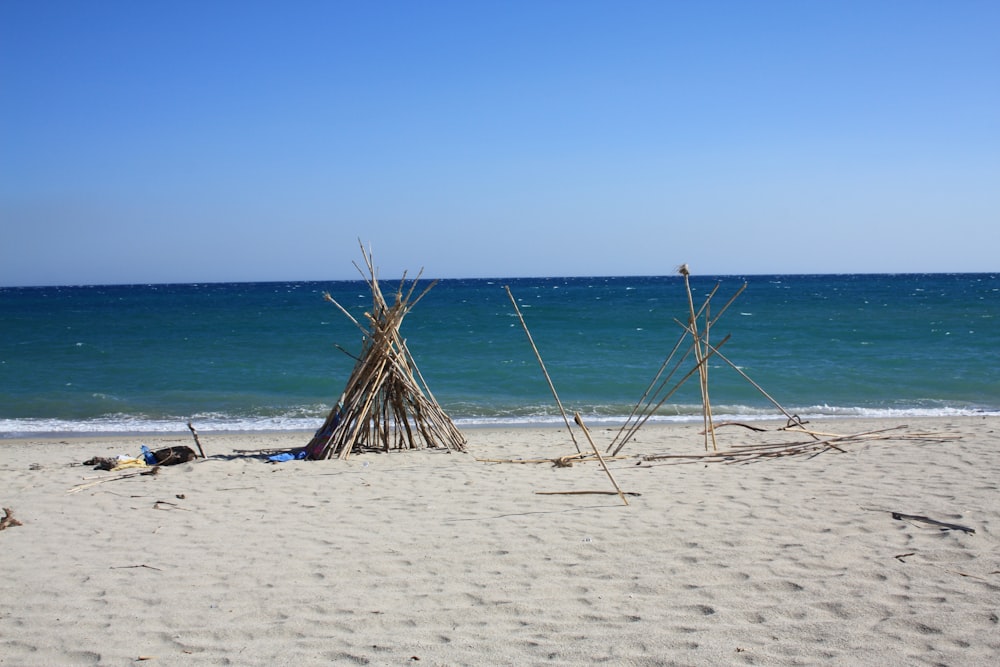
xmin=110 ymin=564 xmax=162 ymax=571
xmin=153 ymin=500 xmax=191 ymax=511
xmin=68 ymin=467 xmax=159 ymax=493
xmin=704 ymin=421 xmax=767 ymax=433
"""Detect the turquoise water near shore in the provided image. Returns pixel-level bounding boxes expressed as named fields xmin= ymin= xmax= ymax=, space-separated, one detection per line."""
xmin=1 ymin=273 xmax=998 ymax=435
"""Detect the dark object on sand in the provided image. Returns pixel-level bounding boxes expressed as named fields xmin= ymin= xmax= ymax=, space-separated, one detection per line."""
xmin=151 ymin=446 xmax=197 ymax=466
xmin=83 ymin=457 xmax=118 ymax=471
xmin=0 ymin=507 xmax=23 ymax=530
xmin=891 ymin=511 xmax=975 ymax=534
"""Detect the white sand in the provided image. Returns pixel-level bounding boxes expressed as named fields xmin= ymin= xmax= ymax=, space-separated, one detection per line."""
xmin=1 ymin=416 xmax=998 ymax=666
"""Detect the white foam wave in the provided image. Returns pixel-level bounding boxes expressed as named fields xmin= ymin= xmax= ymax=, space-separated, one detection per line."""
xmin=3 ymin=404 xmax=997 ymax=438
xmin=0 ymin=415 xmax=324 ymax=438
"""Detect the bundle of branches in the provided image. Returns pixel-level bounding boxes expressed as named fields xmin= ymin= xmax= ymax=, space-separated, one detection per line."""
xmin=305 ymin=244 xmax=467 ymax=460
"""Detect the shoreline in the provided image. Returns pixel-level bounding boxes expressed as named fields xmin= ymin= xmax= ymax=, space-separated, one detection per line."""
xmin=3 ymin=410 xmax=999 ymax=443
xmin=2 ymin=415 xmax=998 ymax=665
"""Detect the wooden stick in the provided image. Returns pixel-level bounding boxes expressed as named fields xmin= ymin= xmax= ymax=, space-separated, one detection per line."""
xmin=574 ymin=412 xmax=629 ymax=506
xmin=891 ymin=511 xmax=975 ymax=534
xmin=67 ymin=467 xmax=158 ymax=493
xmin=536 ymin=490 xmax=642 ymax=497
xmin=704 ymin=421 xmax=768 ymax=432
xmin=679 ymin=265 xmax=716 ymax=452
xmin=186 ymin=422 xmax=206 ymax=458
xmin=505 ymin=285 xmax=581 ymax=453
xmin=476 ymin=454 xmax=633 ymax=464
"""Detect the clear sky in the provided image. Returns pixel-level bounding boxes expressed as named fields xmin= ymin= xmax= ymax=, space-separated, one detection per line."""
xmin=2 ymin=1 xmax=998 ymax=286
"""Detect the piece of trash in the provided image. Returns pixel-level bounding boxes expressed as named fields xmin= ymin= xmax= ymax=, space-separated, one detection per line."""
xmin=150 ymin=446 xmax=197 ymax=466
xmin=267 ymin=450 xmax=307 ymax=463
xmin=1 ymin=507 xmax=24 ymax=531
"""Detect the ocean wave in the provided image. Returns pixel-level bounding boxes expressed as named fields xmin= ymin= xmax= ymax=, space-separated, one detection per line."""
xmin=3 ymin=403 xmax=997 ymax=438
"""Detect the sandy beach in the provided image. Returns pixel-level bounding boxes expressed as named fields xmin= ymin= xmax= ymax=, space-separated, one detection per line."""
xmin=1 ymin=416 xmax=998 ymax=666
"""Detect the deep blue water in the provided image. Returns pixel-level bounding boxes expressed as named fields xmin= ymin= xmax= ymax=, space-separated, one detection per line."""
xmin=1 ymin=273 xmax=998 ymax=435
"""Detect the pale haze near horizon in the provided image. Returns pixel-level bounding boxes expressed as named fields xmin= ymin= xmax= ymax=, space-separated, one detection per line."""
xmin=1 ymin=1 xmax=997 ymax=287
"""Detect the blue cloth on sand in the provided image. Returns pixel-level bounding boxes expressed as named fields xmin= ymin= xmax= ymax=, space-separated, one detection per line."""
xmin=268 ymin=450 xmax=307 ymax=462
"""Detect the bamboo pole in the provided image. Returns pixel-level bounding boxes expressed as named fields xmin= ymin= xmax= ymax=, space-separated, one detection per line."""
xmin=505 ymin=285 xmax=581 ymax=453
xmin=574 ymin=412 xmax=629 ymax=506
xmin=679 ymin=265 xmax=716 ymax=451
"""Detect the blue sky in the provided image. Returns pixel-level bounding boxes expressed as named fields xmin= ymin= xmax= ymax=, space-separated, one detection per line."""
xmin=2 ymin=1 xmax=997 ymax=286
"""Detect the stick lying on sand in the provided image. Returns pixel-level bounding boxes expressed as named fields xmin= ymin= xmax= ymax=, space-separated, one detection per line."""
xmin=574 ymin=412 xmax=630 ymax=506
xmin=536 ymin=490 xmax=643 ymax=497
xmin=68 ymin=467 xmax=159 ymax=494
xmin=891 ymin=511 xmax=975 ymax=534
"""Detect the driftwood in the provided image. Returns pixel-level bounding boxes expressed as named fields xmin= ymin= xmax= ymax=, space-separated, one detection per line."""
xmin=536 ymin=490 xmax=643 ymax=497
xmin=642 ymin=426 xmax=956 ymax=465
xmin=0 ymin=507 xmax=23 ymax=530
xmin=476 ymin=453 xmax=632 ymax=466
xmin=505 ymin=285 xmax=581 ymax=453
xmin=703 ymin=421 xmax=767 ymax=433
xmin=891 ymin=511 xmax=975 ymax=534
xmin=679 ymin=264 xmax=717 ymax=452
xmin=68 ymin=466 xmax=160 ymax=493
xmin=187 ymin=422 xmax=206 ymax=458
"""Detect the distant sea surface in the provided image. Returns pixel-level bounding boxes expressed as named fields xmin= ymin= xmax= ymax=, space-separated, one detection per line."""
xmin=2 ymin=274 xmax=998 ymax=437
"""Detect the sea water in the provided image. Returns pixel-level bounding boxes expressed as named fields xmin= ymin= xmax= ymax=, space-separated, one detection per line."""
xmin=1 ymin=274 xmax=997 ymax=436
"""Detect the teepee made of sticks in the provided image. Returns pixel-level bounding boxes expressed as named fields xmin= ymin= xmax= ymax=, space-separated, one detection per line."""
xmin=305 ymin=246 xmax=467 ymax=460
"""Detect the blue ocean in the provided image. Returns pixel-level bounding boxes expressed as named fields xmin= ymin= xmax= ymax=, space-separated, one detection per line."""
xmin=1 ymin=273 xmax=998 ymax=437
